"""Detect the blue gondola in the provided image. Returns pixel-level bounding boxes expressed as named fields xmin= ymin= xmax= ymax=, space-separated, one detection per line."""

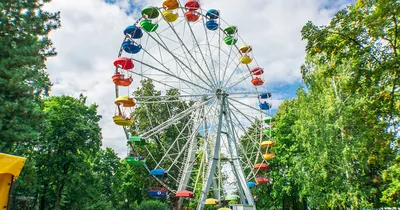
xmin=206 ymin=9 xmax=219 ymax=19
xmin=123 ymin=25 xmax=143 ymax=39
xmin=259 ymin=102 xmax=272 ymax=110
xmin=122 ymin=41 xmax=142 ymax=54
xmin=247 ymin=181 xmax=256 ymax=188
xmin=149 ymin=169 xmax=168 ymax=178
xmin=259 ymin=92 xmax=272 ymax=99
xmin=206 ymin=20 xmax=219 ymax=31
xmin=148 ymin=188 xmax=167 ymax=198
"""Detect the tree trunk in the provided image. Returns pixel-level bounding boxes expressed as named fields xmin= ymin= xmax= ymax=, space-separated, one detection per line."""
xmin=39 ymin=183 xmax=48 ymax=210
xmin=53 ymin=182 xmax=65 ymax=210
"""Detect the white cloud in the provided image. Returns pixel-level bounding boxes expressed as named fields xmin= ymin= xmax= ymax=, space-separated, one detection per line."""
xmin=43 ymin=0 xmax=352 ymax=158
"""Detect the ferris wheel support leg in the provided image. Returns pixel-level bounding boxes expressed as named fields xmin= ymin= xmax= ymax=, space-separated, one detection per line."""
xmin=225 ymin=100 xmax=256 ymax=209
xmin=196 ymin=95 xmax=225 ymax=210
xmin=176 ymin=109 xmax=201 ymax=210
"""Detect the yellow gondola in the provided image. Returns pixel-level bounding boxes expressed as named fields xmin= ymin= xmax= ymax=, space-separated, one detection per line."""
xmin=163 ymin=10 xmax=179 ymax=22
xmin=114 ymin=96 xmax=135 ymax=107
xmin=240 ymin=55 xmax=253 ymax=64
xmin=263 ymin=152 xmax=276 ymax=161
xmin=205 ymin=198 xmax=218 ymax=205
xmin=260 ymin=140 xmax=275 ymax=148
xmin=113 ymin=115 xmax=134 ymax=126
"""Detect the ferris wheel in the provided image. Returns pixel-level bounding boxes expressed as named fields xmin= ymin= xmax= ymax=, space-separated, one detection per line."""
xmin=111 ymin=0 xmax=276 ymax=209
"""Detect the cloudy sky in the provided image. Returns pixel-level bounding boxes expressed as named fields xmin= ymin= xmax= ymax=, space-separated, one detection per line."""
xmin=43 ymin=0 xmax=354 ymax=157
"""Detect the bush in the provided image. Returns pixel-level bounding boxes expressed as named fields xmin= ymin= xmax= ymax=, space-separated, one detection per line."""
xmin=136 ymin=200 xmax=170 ymax=210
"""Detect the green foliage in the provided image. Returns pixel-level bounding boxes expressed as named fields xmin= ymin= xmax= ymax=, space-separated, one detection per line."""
xmin=136 ymin=200 xmax=170 ymax=210
xmin=0 ymin=0 xmax=60 ymax=153
xmin=241 ymin=0 xmax=399 ymax=209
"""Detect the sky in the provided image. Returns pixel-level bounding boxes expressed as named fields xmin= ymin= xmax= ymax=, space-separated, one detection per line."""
xmin=43 ymin=0 xmax=355 ymax=157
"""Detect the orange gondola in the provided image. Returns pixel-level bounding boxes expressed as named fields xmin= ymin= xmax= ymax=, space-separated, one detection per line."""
xmin=251 ymin=77 xmax=264 ymax=86
xmin=112 ymin=72 xmax=133 ymax=86
xmin=254 ymin=163 xmax=269 ymax=170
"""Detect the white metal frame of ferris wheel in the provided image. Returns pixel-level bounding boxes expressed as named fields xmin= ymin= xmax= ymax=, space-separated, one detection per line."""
xmin=113 ymin=3 xmax=276 ymax=209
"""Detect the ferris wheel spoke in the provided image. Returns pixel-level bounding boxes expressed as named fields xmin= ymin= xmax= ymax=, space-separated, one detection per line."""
xmin=162 ymin=16 xmax=217 ymax=88
xmin=138 ymin=45 xmax=205 ymax=92
xmin=140 ymin=98 xmax=212 ymax=139
xmin=178 ymin=8 xmax=218 ymax=87
xmin=228 ymin=102 xmax=264 ymax=151
xmin=199 ymin=13 xmax=219 ymax=85
xmin=229 ymin=97 xmax=266 ymax=114
xmin=224 ymin=70 xmax=260 ymax=90
xmin=128 ymin=70 xmax=194 ymax=95
xmin=142 ymin=31 xmax=214 ymax=91
xmin=153 ymin=31 xmax=198 ymax=86
xmin=131 ymin=58 xmax=212 ymax=92
xmin=154 ymin=108 xmax=198 ymax=169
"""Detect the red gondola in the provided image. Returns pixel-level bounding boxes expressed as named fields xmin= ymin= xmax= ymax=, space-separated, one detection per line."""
xmin=251 ymin=67 xmax=264 ymax=76
xmin=185 ymin=0 xmax=200 ymax=10
xmin=176 ymin=190 xmax=194 ymax=198
xmin=113 ymin=57 xmax=134 ymax=70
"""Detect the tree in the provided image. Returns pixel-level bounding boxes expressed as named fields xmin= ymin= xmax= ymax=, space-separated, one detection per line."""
xmin=34 ymin=95 xmax=102 ymax=210
xmin=0 ymin=0 xmax=60 ymax=153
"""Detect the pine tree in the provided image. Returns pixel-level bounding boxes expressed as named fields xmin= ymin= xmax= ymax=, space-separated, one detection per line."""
xmin=0 ymin=0 xmax=60 ymax=153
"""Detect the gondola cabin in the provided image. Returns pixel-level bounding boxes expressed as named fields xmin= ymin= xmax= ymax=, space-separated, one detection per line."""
xmin=128 ymin=136 xmax=147 ymax=145
xmin=125 ymin=156 xmax=146 ymax=166
xmin=224 ymin=194 xmax=240 ymax=201
xmin=113 ymin=57 xmax=134 ymax=70
xmin=112 ymin=72 xmax=132 ymax=86
xmin=259 ymin=101 xmax=271 ymax=110
xmin=122 ymin=40 xmax=142 ymax=54
xmin=140 ymin=19 xmax=159 ymax=32
xmin=240 ymin=55 xmax=253 ymax=64
xmin=240 ymin=45 xmax=252 ymax=53
xmin=114 ymin=96 xmax=135 ymax=107
xmin=163 ymin=0 xmax=179 ymax=10
xmin=163 ymin=10 xmax=179 ymax=22
xmin=251 ymin=77 xmax=264 ymax=86
xmin=205 ymin=198 xmax=218 ymax=205
xmin=251 ymin=67 xmax=264 ymax=75
xmin=148 ymin=187 xmax=167 ymax=198
xmin=261 ymin=140 xmax=274 ymax=148
xmin=123 ymin=25 xmax=143 ymax=39
xmin=185 ymin=11 xmax=200 ymax=22
xmin=259 ymin=92 xmax=272 ymax=99
xmin=255 ymin=176 xmax=269 ymax=184
xmin=149 ymin=169 xmax=168 ymax=178
xmin=185 ymin=0 xmax=200 ymax=11
xmin=176 ymin=190 xmax=194 ymax=198
xmin=263 ymin=152 xmax=276 ymax=161
xmin=141 ymin=6 xmax=160 ymax=19
xmin=263 ymin=128 xmax=275 ymax=136
xmin=206 ymin=9 xmax=219 ymax=19
xmin=247 ymin=181 xmax=256 ymax=188
xmin=254 ymin=163 xmax=269 ymax=170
